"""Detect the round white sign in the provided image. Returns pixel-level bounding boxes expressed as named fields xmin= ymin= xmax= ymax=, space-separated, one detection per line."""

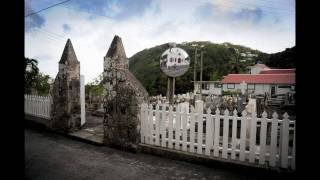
xmin=160 ymin=47 xmax=190 ymax=77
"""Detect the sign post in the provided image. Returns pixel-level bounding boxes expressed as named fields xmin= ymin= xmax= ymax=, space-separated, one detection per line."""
xmin=160 ymin=43 xmax=190 ymax=104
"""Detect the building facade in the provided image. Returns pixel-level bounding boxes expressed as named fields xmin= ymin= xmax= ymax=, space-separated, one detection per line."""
xmin=221 ymin=73 xmax=295 ymax=96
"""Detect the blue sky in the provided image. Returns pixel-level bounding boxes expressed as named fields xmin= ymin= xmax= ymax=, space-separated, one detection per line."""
xmin=25 ymin=0 xmax=295 ymax=82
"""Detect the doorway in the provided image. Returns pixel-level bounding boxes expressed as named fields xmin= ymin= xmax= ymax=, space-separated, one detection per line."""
xmin=271 ymin=85 xmax=276 ymax=97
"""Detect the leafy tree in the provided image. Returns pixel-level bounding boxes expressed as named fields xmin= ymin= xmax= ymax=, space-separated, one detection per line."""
xmin=25 ymin=57 xmax=53 ymax=95
xmin=85 ymin=73 xmax=104 ymax=103
xmin=25 ymin=58 xmax=39 ymax=94
xmin=34 ymin=73 xmax=52 ymax=96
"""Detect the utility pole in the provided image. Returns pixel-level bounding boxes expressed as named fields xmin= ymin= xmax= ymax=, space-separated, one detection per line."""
xmin=166 ymin=43 xmax=176 ymax=105
xmin=200 ymin=51 xmax=203 ymax=97
xmin=193 ymin=48 xmax=198 ymax=94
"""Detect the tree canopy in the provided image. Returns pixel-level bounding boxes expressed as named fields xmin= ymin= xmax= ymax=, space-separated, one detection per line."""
xmin=25 ymin=57 xmax=52 ymax=96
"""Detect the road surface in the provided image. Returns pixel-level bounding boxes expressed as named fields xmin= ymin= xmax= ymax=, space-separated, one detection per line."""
xmin=25 ymin=128 xmax=275 ymax=180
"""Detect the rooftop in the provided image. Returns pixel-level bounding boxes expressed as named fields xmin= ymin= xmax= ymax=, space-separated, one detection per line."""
xmin=221 ymin=74 xmax=295 ymax=84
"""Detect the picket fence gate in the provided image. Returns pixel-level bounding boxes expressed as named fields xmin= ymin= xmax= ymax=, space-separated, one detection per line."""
xmin=140 ymin=103 xmax=295 ymax=170
xmin=24 ymin=94 xmax=51 ymax=119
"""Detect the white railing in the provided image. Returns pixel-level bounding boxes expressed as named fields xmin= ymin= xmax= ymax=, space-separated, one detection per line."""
xmin=24 ymin=94 xmax=51 ymax=119
xmin=140 ymin=103 xmax=295 ymax=170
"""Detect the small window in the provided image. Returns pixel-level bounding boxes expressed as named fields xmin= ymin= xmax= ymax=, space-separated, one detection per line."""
xmin=214 ymin=83 xmax=222 ymax=88
xmin=247 ymin=84 xmax=255 ymax=90
xmin=202 ymin=83 xmax=209 ymax=90
xmin=227 ymin=84 xmax=235 ymax=89
xmin=170 ymin=58 xmax=173 ymax=62
xmin=278 ymin=85 xmax=290 ymax=88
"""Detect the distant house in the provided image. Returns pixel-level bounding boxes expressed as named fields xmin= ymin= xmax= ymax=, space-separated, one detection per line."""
xmin=240 ymin=53 xmax=246 ymax=57
xmin=221 ymin=73 xmax=295 ymax=96
xmin=248 ymin=63 xmax=271 ymax=74
xmin=193 ymin=62 xmax=295 ymax=97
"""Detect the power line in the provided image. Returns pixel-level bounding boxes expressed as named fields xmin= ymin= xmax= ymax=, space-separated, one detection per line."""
xmin=25 ymin=0 xmax=72 ymax=17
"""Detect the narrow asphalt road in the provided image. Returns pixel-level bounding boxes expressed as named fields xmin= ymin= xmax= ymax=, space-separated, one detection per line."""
xmin=25 ymin=128 xmax=272 ymax=180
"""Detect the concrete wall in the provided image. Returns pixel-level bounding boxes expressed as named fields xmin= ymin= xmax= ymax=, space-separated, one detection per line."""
xmin=209 ymin=83 xmax=222 ymax=95
xmin=254 ymin=84 xmax=270 ymax=95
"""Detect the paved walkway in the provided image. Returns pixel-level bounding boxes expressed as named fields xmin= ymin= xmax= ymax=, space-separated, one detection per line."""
xmin=25 ymin=128 xmax=271 ymax=180
xmin=69 ymin=114 xmax=104 ymax=144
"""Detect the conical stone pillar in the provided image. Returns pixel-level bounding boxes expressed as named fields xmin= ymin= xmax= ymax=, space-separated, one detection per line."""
xmin=103 ymin=35 xmax=148 ymax=152
xmin=50 ymin=39 xmax=81 ymax=133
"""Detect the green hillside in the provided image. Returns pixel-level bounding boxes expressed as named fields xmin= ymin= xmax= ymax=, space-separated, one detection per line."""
xmin=264 ymin=46 xmax=295 ymax=68
xmin=129 ymin=41 xmax=294 ymax=96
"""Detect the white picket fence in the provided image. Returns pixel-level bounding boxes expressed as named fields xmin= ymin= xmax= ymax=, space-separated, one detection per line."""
xmin=24 ymin=94 xmax=51 ymax=119
xmin=140 ymin=103 xmax=295 ymax=170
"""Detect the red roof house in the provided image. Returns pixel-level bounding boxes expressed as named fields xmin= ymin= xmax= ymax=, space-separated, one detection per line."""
xmin=221 ymin=74 xmax=295 ymax=85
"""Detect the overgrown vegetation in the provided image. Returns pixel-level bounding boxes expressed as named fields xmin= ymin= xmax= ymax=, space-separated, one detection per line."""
xmin=24 ymin=57 xmax=52 ymax=96
xmin=85 ymin=73 xmax=104 ymax=97
xmin=263 ymin=46 xmax=295 ymax=68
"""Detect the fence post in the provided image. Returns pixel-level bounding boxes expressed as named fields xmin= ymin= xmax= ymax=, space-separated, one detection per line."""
xmin=280 ymin=113 xmax=290 ymax=168
xmin=161 ymin=104 xmax=167 ymax=148
xmin=24 ymin=95 xmax=27 ymax=113
xmin=190 ymin=106 xmax=196 ymax=153
xmin=213 ymin=108 xmax=220 ymax=157
xmin=259 ymin=111 xmax=268 ymax=165
xmin=148 ymin=104 xmax=154 ymax=145
xmin=249 ymin=111 xmax=257 ymax=163
xmin=168 ymin=105 xmax=174 ymax=149
xmin=182 ymin=106 xmax=188 ymax=151
xmin=197 ymin=109 xmax=203 ymax=155
xmin=292 ymin=123 xmax=295 ymax=170
xmin=269 ymin=112 xmax=279 ymax=167
xmin=222 ymin=109 xmax=230 ymax=159
xmin=27 ymin=95 xmax=30 ymax=113
xmin=155 ymin=104 xmax=160 ymax=146
xmin=205 ymin=108 xmax=212 ymax=156
xmin=80 ymin=75 xmax=86 ymax=126
xmin=37 ymin=95 xmax=40 ymax=117
xmin=31 ymin=95 xmax=34 ymax=115
xmin=239 ymin=110 xmax=247 ymax=161
xmin=231 ymin=109 xmax=238 ymax=160
xmin=40 ymin=96 xmax=44 ymax=118
xmin=175 ymin=105 xmax=181 ymax=150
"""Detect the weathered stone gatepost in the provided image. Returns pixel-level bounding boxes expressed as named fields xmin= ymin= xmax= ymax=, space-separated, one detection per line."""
xmin=50 ymin=39 xmax=81 ymax=133
xmin=103 ymin=35 xmax=148 ymax=152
